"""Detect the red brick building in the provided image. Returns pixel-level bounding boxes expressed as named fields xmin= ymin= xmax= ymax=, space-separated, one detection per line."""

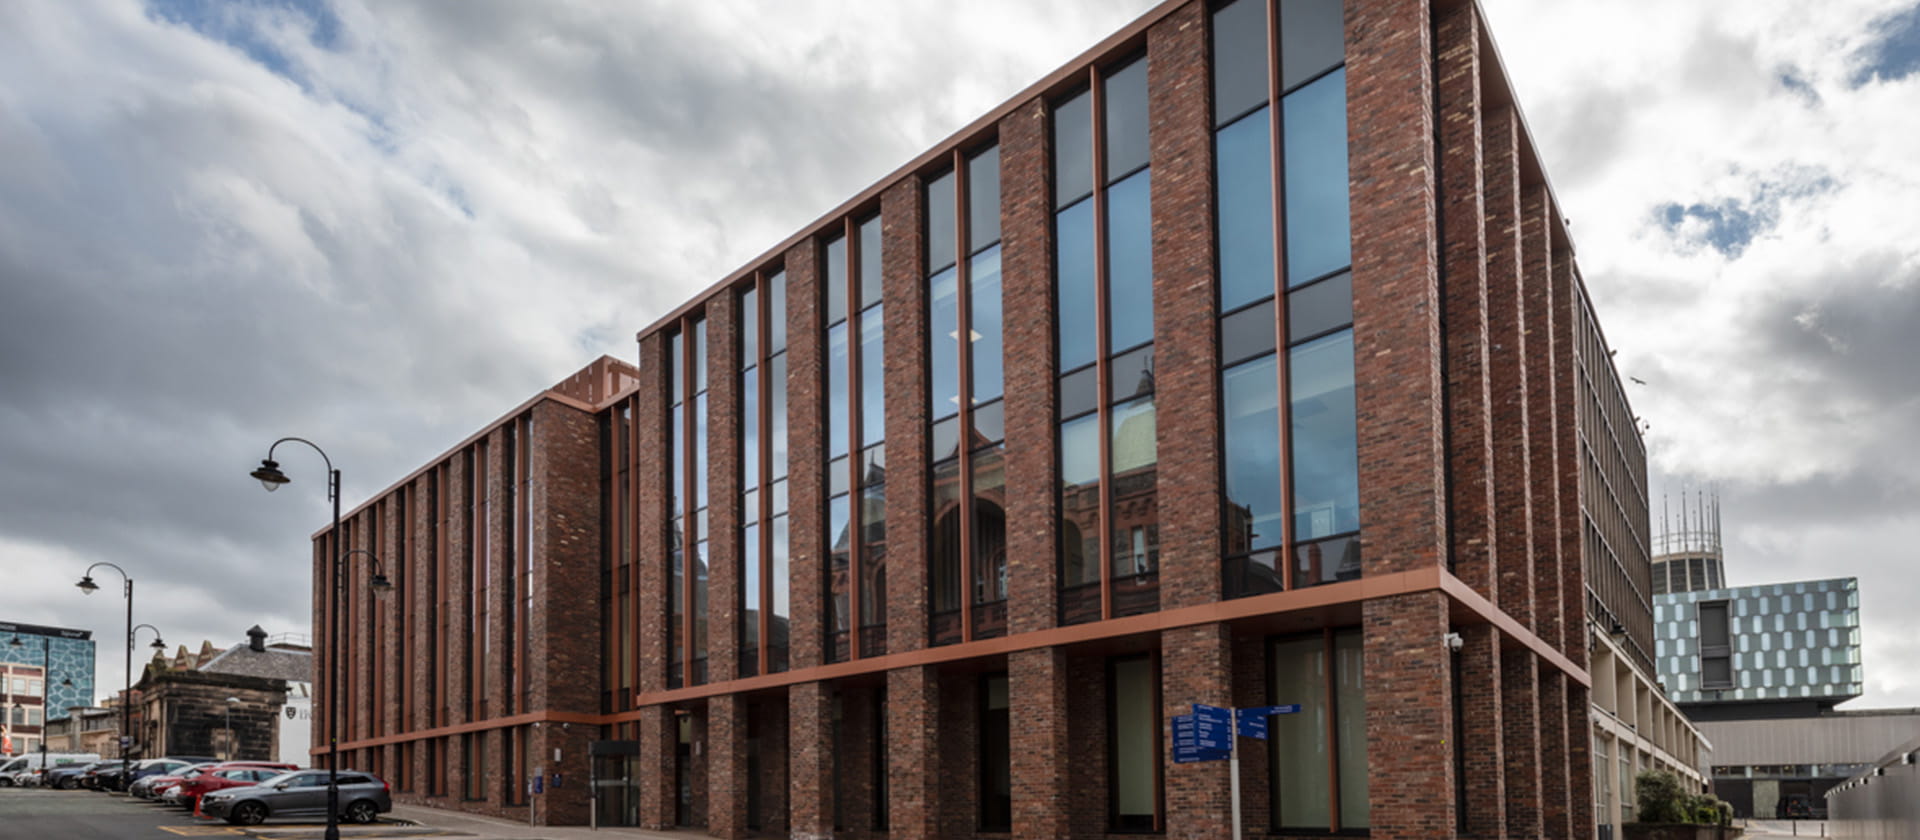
xmin=314 ymin=0 xmax=1657 ymax=837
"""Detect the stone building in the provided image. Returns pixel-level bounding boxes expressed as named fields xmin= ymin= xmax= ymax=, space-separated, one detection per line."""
xmin=133 ymin=626 xmax=311 ymax=763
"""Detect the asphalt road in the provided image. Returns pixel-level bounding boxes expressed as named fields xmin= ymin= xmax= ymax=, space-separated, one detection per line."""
xmin=0 ymin=789 xmax=450 ymax=840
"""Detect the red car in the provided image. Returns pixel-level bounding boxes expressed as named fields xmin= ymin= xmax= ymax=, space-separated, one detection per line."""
xmin=170 ymin=762 xmax=297 ymax=813
xmin=141 ymin=763 xmax=220 ymax=801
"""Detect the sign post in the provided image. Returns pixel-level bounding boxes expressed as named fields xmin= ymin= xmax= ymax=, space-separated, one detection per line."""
xmin=1169 ymin=703 xmax=1301 ymax=840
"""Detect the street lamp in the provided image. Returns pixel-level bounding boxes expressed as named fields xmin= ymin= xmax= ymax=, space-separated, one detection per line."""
xmin=225 ymin=698 xmax=241 ymax=761
xmin=74 ymin=562 xmax=156 ymax=765
xmin=249 ymin=437 xmax=344 ymax=840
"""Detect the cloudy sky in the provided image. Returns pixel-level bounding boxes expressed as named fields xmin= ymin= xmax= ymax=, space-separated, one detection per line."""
xmin=0 ymin=0 xmax=1915 ymax=717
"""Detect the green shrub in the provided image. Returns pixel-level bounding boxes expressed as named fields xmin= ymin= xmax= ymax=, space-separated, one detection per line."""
xmin=1636 ymin=770 xmax=1690 ymax=824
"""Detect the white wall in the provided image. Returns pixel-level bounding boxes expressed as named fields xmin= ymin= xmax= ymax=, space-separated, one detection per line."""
xmin=276 ymin=682 xmax=312 ymax=766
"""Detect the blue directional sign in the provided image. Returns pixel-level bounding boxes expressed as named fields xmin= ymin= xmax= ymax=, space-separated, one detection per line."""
xmin=1235 ymin=709 xmax=1268 ymax=740
xmin=1171 ymin=713 xmax=1231 ymax=763
xmin=1192 ymin=703 xmax=1232 ymax=725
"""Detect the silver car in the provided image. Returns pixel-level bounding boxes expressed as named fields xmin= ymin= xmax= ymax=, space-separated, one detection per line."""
xmin=199 ymin=769 xmax=392 ymax=826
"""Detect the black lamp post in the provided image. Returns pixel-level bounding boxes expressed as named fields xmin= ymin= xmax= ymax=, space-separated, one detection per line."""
xmin=74 ymin=562 xmax=163 ymax=765
xmin=249 ymin=437 xmax=344 ymax=840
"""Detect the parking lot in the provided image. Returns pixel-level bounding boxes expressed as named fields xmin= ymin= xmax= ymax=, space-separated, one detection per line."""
xmin=0 ymin=789 xmax=450 ymax=840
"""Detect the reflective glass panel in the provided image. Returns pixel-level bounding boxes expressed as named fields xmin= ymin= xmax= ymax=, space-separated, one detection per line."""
xmin=1054 ymin=91 xmax=1093 ymax=208
xmin=1213 ymin=0 xmax=1271 ymax=125
xmin=829 ymin=493 xmax=852 ymax=632
xmin=694 ymin=392 xmax=708 ymax=510
xmin=1059 ymin=365 xmax=1099 ymax=420
xmin=931 ymin=416 xmax=961 ymax=463
xmin=693 ymin=318 xmax=708 ymax=392
xmin=972 ymin=445 xmax=1007 ymax=604
xmin=859 ymin=481 xmax=886 ymax=626
xmin=1223 ymin=355 xmax=1283 ymax=554
xmin=968 ymin=145 xmax=1001 ymax=250
xmin=927 ymin=170 xmax=957 ymax=272
xmin=1336 ymin=629 xmax=1369 ymax=827
xmin=741 ymin=286 xmax=758 ymax=365
xmin=1283 ymin=69 xmax=1351 ymax=285
xmin=768 ymin=271 xmax=788 ymax=353
xmin=1106 ymin=170 xmax=1154 ymax=352
xmin=825 ymin=236 xmax=848 ymax=325
xmin=1055 ymin=198 xmax=1099 ymax=371
xmin=1221 ymin=299 xmax=1279 ymax=365
xmin=1104 ymin=59 xmax=1150 ymax=180
xmin=932 ymin=458 xmax=963 ymax=613
xmin=669 ymin=331 xmax=684 ymax=404
xmin=929 ymin=266 xmax=960 ymax=420
xmin=1289 ymin=330 xmax=1359 ymax=539
xmin=970 ymin=245 xmax=1004 ymax=404
xmin=1059 ymin=414 xmax=1103 ymax=588
xmin=1281 ymin=0 xmax=1345 ymax=91
xmin=741 ymin=366 xmax=758 ymax=485
xmin=860 ymin=306 xmax=885 ymax=446
xmin=742 ymin=522 xmax=760 ymax=650
xmin=770 ymin=353 xmax=789 ymax=480
xmin=770 ymin=513 xmax=789 ymax=672
xmin=1110 ymin=344 xmax=1155 ymax=401
xmin=971 ymin=399 xmax=1005 ymax=447
xmin=1218 ymin=109 xmax=1276 ymax=311
xmin=1287 ymin=272 xmax=1352 ymax=340
xmin=828 ymin=322 xmax=850 ymax=459
xmin=858 ymin=215 xmax=883 ymax=308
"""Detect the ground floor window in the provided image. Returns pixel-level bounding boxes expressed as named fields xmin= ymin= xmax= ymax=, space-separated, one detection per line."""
xmin=1111 ymin=654 xmax=1161 ymax=831
xmin=980 ymin=673 xmax=1011 ymax=831
xmin=1271 ymin=629 xmax=1367 ymax=831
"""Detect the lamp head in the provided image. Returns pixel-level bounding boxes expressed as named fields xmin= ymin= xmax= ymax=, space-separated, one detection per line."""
xmin=76 ymin=576 xmax=99 ymax=595
xmin=7 ymin=637 xmax=20 ymax=649
xmin=149 ymin=637 xmax=165 ymax=652
xmin=60 ymin=678 xmax=72 ymax=688
xmin=250 ymin=459 xmax=291 ymax=492
xmin=370 ymin=573 xmax=395 ymax=597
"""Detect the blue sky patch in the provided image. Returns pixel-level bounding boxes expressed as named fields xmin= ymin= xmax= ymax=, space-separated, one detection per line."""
xmin=1656 ymin=170 xmax=1838 ymax=258
xmin=1851 ymin=3 xmax=1920 ymax=86
xmin=146 ymin=0 xmax=342 ymax=88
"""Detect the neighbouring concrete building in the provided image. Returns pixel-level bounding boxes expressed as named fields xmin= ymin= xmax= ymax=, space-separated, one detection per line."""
xmin=300 ymin=0 xmax=1674 ymax=837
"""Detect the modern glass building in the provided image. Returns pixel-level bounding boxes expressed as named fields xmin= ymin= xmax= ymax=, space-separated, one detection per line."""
xmin=0 ymin=621 xmax=96 ymax=721
xmin=1654 ymin=578 xmax=1863 ymax=708
xmin=304 ymin=0 xmax=1659 ymax=836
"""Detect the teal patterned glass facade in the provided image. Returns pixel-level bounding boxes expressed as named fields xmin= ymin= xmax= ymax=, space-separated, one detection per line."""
xmin=0 ymin=622 xmax=96 ymax=721
xmin=1652 ymin=578 xmax=1862 ymax=703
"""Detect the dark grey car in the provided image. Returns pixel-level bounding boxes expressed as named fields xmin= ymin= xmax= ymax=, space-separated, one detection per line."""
xmin=199 ymin=769 xmax=392 ymax=826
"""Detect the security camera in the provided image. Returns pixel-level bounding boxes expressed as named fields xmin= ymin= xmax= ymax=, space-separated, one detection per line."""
xmin=1443 ymin=632 xmax=1464 ymax=652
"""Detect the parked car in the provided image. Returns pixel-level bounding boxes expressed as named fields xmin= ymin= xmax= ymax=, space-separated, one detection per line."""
xmin=47 ymin=761 xmax=117 ymax=790
xmin=124 ymin=758 xmax=213 ymax=795
xmin=0 ymin=753 xmax=100 ymax=787
xmin=81 ymin=759 xmax=132 ymax=789
xmin=140 ymin=762 xmax=220 ymax=801
xmin=201 ymin=769 xmax=391 ymax=826
xmin=169 ymin=763 xmax=296 ymax=812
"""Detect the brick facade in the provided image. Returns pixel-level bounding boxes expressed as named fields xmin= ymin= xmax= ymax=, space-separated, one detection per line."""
xmin=311 ymin=0 xmax=1664 ymax=835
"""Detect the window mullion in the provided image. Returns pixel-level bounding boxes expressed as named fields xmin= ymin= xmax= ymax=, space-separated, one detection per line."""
xmin=955 ymin=148 xmax=976 ymax=642
xmin=1090 ymin=65 xmax=1114 ymax=622
xmin=846 ymin=219 xmax=864 ymax=660
xmin=1267 ymin=0 xmax=1298 ymax=592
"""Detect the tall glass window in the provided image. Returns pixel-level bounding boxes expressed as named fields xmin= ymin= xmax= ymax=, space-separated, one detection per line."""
xmin=1214 ymin=0 xmax=1358 ymax=598
xmin=928 ymin=144 xmax=1006 ymax=645
xmin=1055 ymin=55 xmax=1158 ymax=626
xmin=742 ymin=270 xmax=790 ymax=676
xmin=668 ymin=319 xmax=710 ymax=687
xmin=825 ymin=214 xmax=888 ymax=663
xmin=1270 ymin=629 xmax=1367 ymax=831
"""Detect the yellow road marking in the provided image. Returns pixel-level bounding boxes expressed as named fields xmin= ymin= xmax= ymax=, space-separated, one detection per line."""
xmin=156 ymin=828 xmax=247 ymax=837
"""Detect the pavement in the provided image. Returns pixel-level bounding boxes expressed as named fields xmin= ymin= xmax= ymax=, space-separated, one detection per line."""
xmin=1740 ymin=819 xmax=1831 ymax=837
xmin=387 ymin=804 xmax=696 ymax=840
